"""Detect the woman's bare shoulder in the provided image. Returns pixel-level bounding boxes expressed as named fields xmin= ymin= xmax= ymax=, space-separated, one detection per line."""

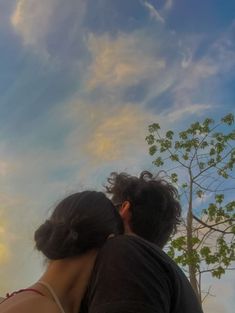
xmin=28 ymin=296 xmax=60 ymax=313
xmin=0 ymin=294 xmax=60 ymax=313
xmin=32 ymin=298 xmax=60 ymax=313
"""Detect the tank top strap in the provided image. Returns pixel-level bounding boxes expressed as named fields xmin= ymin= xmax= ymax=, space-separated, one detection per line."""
xmin=38 ymin=281 xmax=67 ymax=313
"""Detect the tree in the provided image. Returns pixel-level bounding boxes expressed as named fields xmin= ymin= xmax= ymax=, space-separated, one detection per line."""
xmin=146 ymin=113 xmax=235 ymax=303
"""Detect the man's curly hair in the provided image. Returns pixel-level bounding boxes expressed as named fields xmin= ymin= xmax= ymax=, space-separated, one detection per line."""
xmin=106 ymin=171 xmax=181 ymax=248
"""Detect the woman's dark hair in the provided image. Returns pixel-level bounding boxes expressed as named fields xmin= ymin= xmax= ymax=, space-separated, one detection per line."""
xmin=34 ymin=191 xmax=124 ymax=260
xmin=106 ymin=171 xmax=181 ymax=248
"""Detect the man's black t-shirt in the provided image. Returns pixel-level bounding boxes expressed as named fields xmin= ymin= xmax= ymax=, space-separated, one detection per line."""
xmin=80 ymin=235 xmax=203 ymax=313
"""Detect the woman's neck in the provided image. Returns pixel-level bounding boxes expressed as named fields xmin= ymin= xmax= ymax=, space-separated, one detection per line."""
xmin=34 ymin=250 xmax=97 ymax=313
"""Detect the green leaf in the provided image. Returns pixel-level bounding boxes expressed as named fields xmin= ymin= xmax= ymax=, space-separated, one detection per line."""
xmin=207 ymin=203 xmax=217 ymax=219
xmin=171 ymin=173 xmax=178 ymax=183
xmin=212 ymin=266 xmax=225 ymax=279
xmin=196 ymin=190 xmax=204 ymax=198
xmin=149 ymin=145 xmax=157 ymax=156
xmin=200 ymin=246 xmax=211 ymax=257
xmin=221 ymin=113 xmax=234 ymax=126
xmin=192 ymin=237 xmax=201 ymax=245
xmin=174 ymin=141 xmax=181 ymax=149
xmin=199 ymin=162 xmax=205 ymax=170
xmin=182 ymin=183 xmax=188 ymax=189
xmin=203 ymin=118 xmax=214 ymax=127
xmin=153 ymin=157 xmax=164 ymax=167
xmin=145 ymin=134 xmax=155 ymax=145
xmin=200 ymin=141 xmax=208 ymax=149
xmin=208 ymin=158 xmax=216 ymax=166
xmin=210 ymin=148 xmax=216 ymax=155
xmin=148 ymin=123 xmax=160 ymax=133
xmin=179 ymin=131 xmax=188 ymax=140
xmin=225 ymin=201 xmax=235 ymax=212
xmin=215 ymin=142 xmax=224 ymax=153
xmin=217 ymin=169 xmax=229 ymax=178
xmin=215 ymin=194 xmax=224 ymax=204
xmin=170 ymin=154 xmax=179 ymax=161
xmin=171 ymin=236 xmax=187 ymax=249
xmin=167 ymin=246 xmax=175 ymax=258
xmin=166 ymin=130 xmax=174 ymax=139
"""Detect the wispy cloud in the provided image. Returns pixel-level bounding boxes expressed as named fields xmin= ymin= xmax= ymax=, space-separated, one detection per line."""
xmin=171 ymin=24 xmax=235 ymax=114
xmin=87 ymin=32 xmax=165 ymax=90
xmin=11 ymin=0 xmax=56 ymax=50
xmin=85 ymin=105 xmax=152 ymax=163
xmin=141 ymin=1 xmax=165 ymax=24
xmin=85 ymin=28 xmax=232 ymax=124
xmin=164 ymin=103 xmax=213 ymax=122
xmin=164 ymin=0 xmax=174 ymax=11
xmin=11 ymin=0 xmax=87 ymax=58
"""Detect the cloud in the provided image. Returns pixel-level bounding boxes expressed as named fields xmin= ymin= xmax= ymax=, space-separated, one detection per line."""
xmin=0 ymin=181 xmax=60 ymax=294
xmin=11 ymin=1 xmax=234 ymax=125
xmin=164 ymin=0 xmax=174 ymax=11
xmin=164 ymin=25 xmax=235 ymax=117
xmin=0 ymin=244 xmax=9 ymax=265
xmin=171 ymin=40 xmax=220 ymax=104
xmin=63 ymin=94 xmax=214 ymax=180
xmin=11 ymin=0 xmax=87 ymax=58
xmin=141 ymin=1 xmax=165 ymax=24
xmin=210 ymin=21 xmax=235 ymax=72
xmin=62 ymin=97 xmax=155 ymax=166
xmin=85 ymin=105 xmax=152 ymax=163
xmin=202 ymin=274 xmax=235 ymax=313
xmin=164 ymin=103 xmax=213 ymax=122
xmin=85 ymin=28 xmax=234 ymax=123
xmin=178 ymin=59 xmax=219 ymax=91
xmin=87 ymin=32 xmax=166 ymax=90
xmin=85 ymin=29 xmax=231 ymax=123
xmin=0 ymin=220 xmax=10 ymax=265
xmin=0 ymin=160 xmax=12 ymax=177
xmin=204 ymin=299 xmax=227 ymax=313
xmin=11 ymin=0 xmax=56 ymax=49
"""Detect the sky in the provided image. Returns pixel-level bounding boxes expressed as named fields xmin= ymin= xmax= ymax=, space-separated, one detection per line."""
xmin=0 ymin=0 xmax=235 ymax=311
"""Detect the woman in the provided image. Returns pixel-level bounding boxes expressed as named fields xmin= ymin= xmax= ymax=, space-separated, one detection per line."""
xmin=0 ymin=191 xmax=124 ymax=313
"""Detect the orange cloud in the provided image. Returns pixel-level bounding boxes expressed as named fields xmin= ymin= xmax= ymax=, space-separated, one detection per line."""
xmin=11 ymin=0 xmax=54 ymax=48
xmin=87 ymin=33 xmax=165 ymax=90
xmin=0 ymin=221 xmax=10 ymax=265
xmin=0 ymin=160 xmax=15 ymax=177
xmin=85 ymin=105 xmax=152 ymax=163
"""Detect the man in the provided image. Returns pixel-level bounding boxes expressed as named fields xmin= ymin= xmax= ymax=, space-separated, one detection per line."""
xmin=80 ymin=171 xmax=203 ymax=313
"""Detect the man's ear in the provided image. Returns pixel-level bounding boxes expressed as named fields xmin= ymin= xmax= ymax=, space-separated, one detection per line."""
xmin=119 ymin=201 xmax=131 ymax=223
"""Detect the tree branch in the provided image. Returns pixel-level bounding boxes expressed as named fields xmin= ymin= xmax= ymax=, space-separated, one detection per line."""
xmin=193 ymin=147 xmax=234 ymax=180
xmin=193 ymin=215 xmax=234 ymax=234
xmin=193 ymin=180 xmax=235 ymax=193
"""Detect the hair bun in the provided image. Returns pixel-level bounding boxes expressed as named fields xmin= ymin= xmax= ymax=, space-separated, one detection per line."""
xmin=34 ymin=220 xmax=54 ymax=254
xmin=34 ymin=220 xmax=81 ymax=259
xmin=34 ymin=191 xmax=124 ymax=259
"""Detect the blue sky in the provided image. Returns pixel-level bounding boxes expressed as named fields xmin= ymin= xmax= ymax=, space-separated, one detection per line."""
xmin=0 ymin=1 xmax=235 ymax=311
